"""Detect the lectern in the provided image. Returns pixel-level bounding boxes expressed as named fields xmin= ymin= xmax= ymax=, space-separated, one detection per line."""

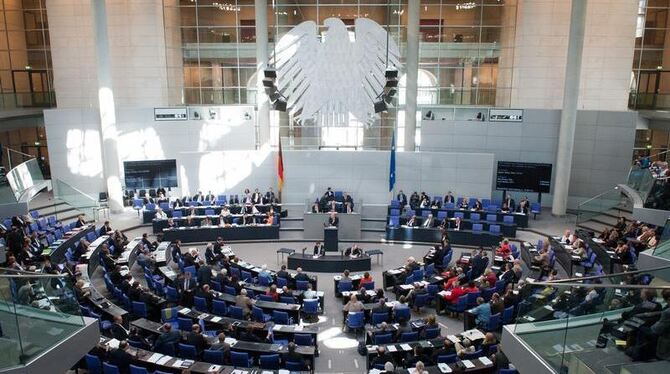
xmin=324 ymin=226 xmax=339 ymax=252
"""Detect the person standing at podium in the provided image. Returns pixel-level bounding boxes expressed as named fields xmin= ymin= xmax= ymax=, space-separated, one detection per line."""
xmin=313 ymin=241 xmax=325 ymax=256
xmin=327 ymin=212 xmax=339 ymax=227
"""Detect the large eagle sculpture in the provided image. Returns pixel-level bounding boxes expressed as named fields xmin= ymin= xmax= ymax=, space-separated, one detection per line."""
xmin=272 ymin=17 xmax=400 ymax=126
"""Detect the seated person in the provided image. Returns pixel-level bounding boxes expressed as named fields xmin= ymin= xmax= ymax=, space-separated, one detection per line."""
xmin=397 ymin=190 xmax=408 ymax=208
xmin=443 ymin=191 xmax=455 ymax=205
xmin=405 ymin=346 xmax=432 ymax=367
xmin=313 ymin=241 xmax=325 ymax=256
xmin=344 ymin=244 xmax=363 ymax=258
xmin=155 ymin=207 xmax=168 ymax=220
xmin=422 ymin=214 xmax=435 ymax=228
xmin=219 ymin=207 xmax=233 ymax=225
xmin=500 ymin=202 xmax=510 ymax=213
xmin=496 ymin=239 xmax=512 ymax=257
xmin=200 ymin=217 xmax=212 ymax=227
xmin=615 ymin=241 xmax=634 ymax=264
xmin=406 ymin=215 xmax=419 ymax=227
xmin=517 ymin=196 xmax=530 ymax=214
xmin=359 ymin=272 xmax=373 ymax=288
xmin=468 ymin=297 xmax=491 ymax=328
xmin=459 ymin=198 xmax=470 ymax=210
xmin=343 ymin=193 xmax=354 ymax=213
xmin=560 ymin=229 xmax=575 ymax=244
xmin=266 ymin=284 xmax=280 ymax=302
xmin=409 ymin=192 xmax=420 ymax=209
xmin=472 ymin=198 xmax=483 ymax=211
xmin=263 ymin=212 xmax=274 ymax=225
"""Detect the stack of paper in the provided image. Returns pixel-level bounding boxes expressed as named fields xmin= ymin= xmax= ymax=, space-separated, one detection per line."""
xmin=462 ymin=360 xmax=475 ymax=368
xmin=156 ymin=356 xmax=171 ymax=365
xmin=147 ymin=353 xmax=163 ymax=363
xmin=479 ymin=356 xmax=493 ymax=366
xmin=437 ymin=363 xmax=452 ymax=373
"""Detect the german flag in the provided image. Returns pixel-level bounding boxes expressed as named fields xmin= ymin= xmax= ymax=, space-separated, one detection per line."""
xmin=277 ymin=139 xmax=284 ymax=191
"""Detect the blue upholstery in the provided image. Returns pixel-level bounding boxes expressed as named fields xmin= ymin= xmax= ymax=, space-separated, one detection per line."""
xmin=212 ymin=300 xmax=227 ymax=316
xmin=296 ymin=280 xmax=309 ymax=290
xmin=194 ymin=296 xmax=209 ymax=313
xmin=129 ymin=365 xmax=149 ymax=374
xmin=337 ymin=280 xmax=352 ymax=293
xmin=228 ymin=306 xmax=244 ymax=320
xmin=399 ymin=331 xmax=418 ymax=342
xmin=489 ymin=224 xmax=501 ymax=234
xmin=425 ymin=326 xmax=440 ymax=339
xmin=272 ymin=310 xmax=292 ymax=325
xmin=178 ymin=317 xmax=192 ymax=331
xmin=375 ymin=333 xmax=393 ymax=344
xmin=486 ymin=313 xmax=501 ymax=331
xmin=103 ymin=363 xmax=120 ymax=374
xmin=437 ymin=354 xmax=458 ymax=364
xmin=471 ymin=213 xmax=480 ymax=222
xmin=346 ymin=311 xmax=364 ymax=333
xmin=203 ymin=349 xmax=225 ymax=364
xmin=85 ymin=354 xmax=102 ymax=374
xmin=253 ymin=306 xmax=272 ymax=322
xmin=503 ymin=215 xmax=514 ymax=224
xmin=132 ymin=301 xmax=148 ymax=318
xmin=231 ymin=351 xmax=254 ymax=368
xmin=178 ymin=343 xmax=198 ymax=360
xmin=372 ymin=312 xmax=388 ymax=325
xmin=294 ymin=333 xmax=314 ymax=346
xmin=259 ymin=354 xmax=281 ymax=370
xmin=472 ymin=223 xmax=483 ymax=232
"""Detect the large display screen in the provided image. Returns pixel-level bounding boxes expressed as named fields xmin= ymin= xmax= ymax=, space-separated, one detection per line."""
xmin=496 ymin=161 xmax=552 ymax=193
xmin=124 ymin=160 xmax=177 ymax=189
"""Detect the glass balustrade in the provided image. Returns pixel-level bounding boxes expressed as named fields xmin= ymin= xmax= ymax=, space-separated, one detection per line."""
xmin=0 ymin=270 xmax=85 ymax=370
xmin=510 ymin=266 xmax=670 ymax=374
xmin=576 ymin=188 xmax=627 ymax=224
xmin=52 ymin=179 xmax=100 ymax=220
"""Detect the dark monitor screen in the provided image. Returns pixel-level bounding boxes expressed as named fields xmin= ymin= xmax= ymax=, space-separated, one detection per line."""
xmin=124 ymin=160 xmax=177 ymax=189
xmin=496 ymin=161 xmax=552 ymax=193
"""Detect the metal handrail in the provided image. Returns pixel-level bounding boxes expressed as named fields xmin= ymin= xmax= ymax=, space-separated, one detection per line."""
xmin=53 ymin=178 xmax=99 ymax=205
xmin=576 ymin=186 xmax=619 ymax=210
xmin=526 ymin=281 xmax=670 ymax=290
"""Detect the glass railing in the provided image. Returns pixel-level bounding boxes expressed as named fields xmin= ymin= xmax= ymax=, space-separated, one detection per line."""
xmin=0 ymin=269 xmax=84 ymax=370
xmin=576 ymin=188 xmax=627 ymax=224
xmin=52 ymin=179 xmax=99 ymax=220
xmin=511 ymin=266 xmax=670 ymax=373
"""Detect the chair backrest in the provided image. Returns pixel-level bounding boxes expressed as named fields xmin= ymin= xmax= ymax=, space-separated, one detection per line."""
xmin=502 ymin=305 xmax=515 ymax=324
xmin=347 ymin=311 xmax=364 ymax=327
xmin=212 ymin=299 xmax=227 ymax=316
xmin=472 ymin=223 xmax=483 ymax=232
xmin=489 ymin=224 xmax=501 ymax=234
xmin=258 ymin=294 xmax=274 ymax=302
xmin=303 ymin=299 xmax=319 ymax=313
xmin=296 ymin=280 xmax=309 ymax=290
xmin=389 ymin=216 xmax=400 ymax=227
xmin=437 ymin=210 xmax=447 ymax=220
xmin=390 ymin=208 xmax=400 ymax=216
xmin=487 ymin=313 xmax=501 ymax=330
xmin=444 ymin=202 xmax=455 ymax=209
xmin=425 ymin=326 xmax=440 ymax=339
xmin=399 ymin=331 xmax=419 ymax=342
xmin=172 ymin=210 xmax=183 ymax=218
xmin=161 ymin=307 xmax=178 ymax=322
xmin=224 ymin=285 xmax=237 ymax=296
xmin=437 ymin=353 xmax=458 ymax=364
xmin=294 ymin=333 xmax=314 ymax=346
xmin=454 ymin=212 xmax=464 ymax=219
xmin=205 ymin=209 xmax=215 ymax=216
xmin=280 ymin=295 xmax=296 ymax=304
xmin=231 ymin=351 xmax=252 ymax=367
xmin=103 ymin=363 xmax=120 ymax=374
xmin=337 ymin=280 xmax=353 ymax=293
xmin=503 ymin=215 xmax=514 ymax=224
xmin=273 ymin=310 xmax=290 ymax=324
xmin=394 ymin=307 xmax=410 ymax=322
xmin=471 ymin=213 xmax=480 ymax=221
xmin=178 ymin=343 xmax=198 ymax=360
xmin=85 ymin=353 xmax=102 ymax=374
xmin=259 ymin=354 xmax=281 ymax=369
xmin=129 ymin=365 xmax=149 ymax=374
xmin=285 ymin=361 xmax=305 ymax=371
xmin=372 ymin=312 xmax=388 ymax=325
xmin=487 ymin=205 xmax=498 ymax=212
xmin=228 ymin=306 xmax=244 ymax=319
xmin=132 ymin=301 xmax=147 ymax=317
xmin=178 ymin=317 xmax=192 ymax=331
xmin=203 ymin=349 xmax=225 ymax=365
xmin=194 ymin=296 xmax=208 ymax=312
xmin=276 ymin=277 xmax=288 ymax=288
xmin=375 ymin=332 xmax=393 ymax=344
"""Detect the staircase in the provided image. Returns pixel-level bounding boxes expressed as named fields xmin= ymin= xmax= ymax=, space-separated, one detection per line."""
xmin=575 ymin=186 xmax=633 ymax=234
xmin=576 ymin=205 xmax=633 ymax=234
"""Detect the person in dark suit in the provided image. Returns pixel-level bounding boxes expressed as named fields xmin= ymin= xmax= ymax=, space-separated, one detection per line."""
xmin=171 ymin=240 xmax=182 ymax=263
xmin=128 ymin=282 xmax=142 ymax=301
xmin=313 ymin=241 xmax=325 ymax=256
xmin=192 ymin=191 xmax=204 ymax=203
xmin=110 ymin=315 xmax=129 ymax=341
xmin=153 ymin=323 xmax=181 ymax=352
xmin=409 ymin=191 xmax=420 ymax=209
xmin=343 ymin=193 xmax=354 ymax=213
xmin=470 ymin=248 xmax=489 ymax=279
xmin=204 ymin=190 xmax=215 ymax=202
xmin=75 ymin=214 xmax=87 ymax=228
xmin=397 ymin=190 xmax=407 ymax=208
xmin=184 ymin=324 xmax=210 ymax=353
xmin=443 ymin=191 xmax=455 ymax=204
xmin=265 ymin=188 xmax=276 ymax=204
xmin=196 ymin=260 xmax=213 ymax=285
xmin=371 ymin=346 xmax=394 ymax=368
xmin=431 ymin=339 xmax=456 ymax=362
xmin=156 ymin=187 xmax=166 ymax=197
xmin=276 ymin=265 xmax=290 ymax=280
xmin=504 ymin=194 xmax=515 ymax=212
xmin=372 ymin=298 xmax=390 ymax=314
xmin=99 ymin=221 xmax=113 ymax=236
xmin=473 ymin=199 xmax=483 ymax=211
xmin=284 ymin=342 xmax=310 ymax=371
xmin=141 ymin=233 xmax=155 ymax=251
xmin=251 ymin=188 xmax=262 ymax=205
xmin=205 ymin=243 xmax=221 ymax=265
xmin=327 ymin=212 xmax=339 ymax=227
xmin=107 ymin=340 xmax=134 ymax=373
xmin=295 ymin=267 xmax=311 ymax=282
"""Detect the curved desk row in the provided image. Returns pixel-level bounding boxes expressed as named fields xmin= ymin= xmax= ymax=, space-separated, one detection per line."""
xmin=393 ymin=206 xmax=529 ymax=228
xmin=162 ymin=225 xmax=279 ymax=243
xmin=142 ymin=203 xmax=282 ymax=223
xmin=385 ymin=226 xmax=502 ymax=247
xmin=152 ymin=214 xmax=276 ymax=233
xmin=287 ymin=253 xmax=371 ymax=273
xmin=42 ymin=224 xmax=95 ymax=264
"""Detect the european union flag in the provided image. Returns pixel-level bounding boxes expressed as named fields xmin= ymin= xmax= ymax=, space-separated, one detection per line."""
xmin=389 ymin=130 xmax=396 ymax=192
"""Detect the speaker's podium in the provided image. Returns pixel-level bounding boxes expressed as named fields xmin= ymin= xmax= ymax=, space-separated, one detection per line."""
xmin=324 ymin=226 xmax=338 ymax=252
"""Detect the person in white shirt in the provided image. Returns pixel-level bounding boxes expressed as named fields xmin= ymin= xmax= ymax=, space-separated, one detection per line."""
xmin=155 ymin=208 xmax=168 ymax=220
xmin=560 ymin=229 xmax=573 ymax=244
xmin=423 ymin=214 xmax=434 ymax=228
xmin=303 ymin=283 xmax=318 ymax=300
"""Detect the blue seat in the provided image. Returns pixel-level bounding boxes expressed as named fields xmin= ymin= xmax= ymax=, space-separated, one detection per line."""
xmin=444 ymin=202 xmax=455 ymax=209
xmin=394 ymin=307 xmax=411 ymax=323
xmin=252 ymin=306 xmax=272 ymax=322
xmin=276 ymin=277 xmax=288 ymax=288
xmin=399 ymin=331 xmax=419 ymax=342
xmin=161 ymin=307 xmax=179 ymax=327
xmin=240 ymin=270 xmax=253 ymax=282
xmin=184 ymin=265 xmax=197 ymax=278
xmin=205 ymin=209 xmax=215 ymax=216
xmin=132 ymin=199 xmax=143 ymax=215
xmin=231 ymin=351 xmax=254 ymax=368
xmin=294 ymin=333 xmax=314 ymax=346
xmin=296 ymin=280 xmax=309 ymax=290
xmin=502 ymin=306 xmax=515 ymax=324
xmin=503 ymin=215 xmax=514 ymax=224
xmin=414 ymin=293 xmax=430 ymax=311
xmin=166 ymin=286 xmax=179 ymax=303
xmin=228 ymin=306 xmax=244 ymax=320
xmin=499 ymin=369 xmax=519 ymax=374
xmin=482 ymin=287 xmax=495 ymax=301
xmin=375 ymin=333 xmax=393 ymax=344
xmin=486 ymin=214 xmax=497 ymax=222
xmin=178 ymin=317 xmax=192 ymax=331
xmin=337 ymin=280 xmax=352 ymax=293
xmin=258 ymin=274 xmax=272 ymax=286
xmin=178 ymin=343 xmax=198 ymax=360
xmin=129 ymin=365 xmax=150 ymax=374
xmin=390 ymin=208 xmax=400 ymax=216
xmin=421 ymin=210 xmax=430 ymax=217
xmin=272 ymin=310 xmax=292 ymax=325
xmin=390 ymin=200 xmax=400 ymax=208
xmin=203 ymin=349 xmax=225 ymax=365
xmin=85 ymin=353 xmax=102 ymax=374
xmin=132 ymin=301 xmax=148 ymax=318
xmin=346 ymin=311 xmax=364 ymax=334
xmin=437 ymin=210 xmax=448 ymax=220
xmin=103 ymin=363 xmax=120 ymax=374
xmin=259 ymin=354 xmax=281 ymax=370
xmin=172 ymin=210 xmax=183 ymax=218
xmin=372 ymin=312 xmax=388 ymax=325
xmin=489 ymin=224 xmax=501 ymax=234
xmin=447 ymin=294 xmax=468 ymax=315
xmin=463 ymin=349 xmax=483 ymax=360
xmin=425 ymin=326 xmax=440 ymax=339
xmin=471 ymin=213 xmax=480 ymax=222
xmin=388 ymin=216 xmax=400 ymax=227
xmin=487 ymin=205 xmax=498 ymax=213
xmin=424 ymin=263 xmax=434 ymax=277
xmin=362 ymin=281 xmax=375 ymax=290
xmin=443 ymin=252 xmax=452 ymax=267
xmin=194 ymin=296 xmax=209 ymax=312
xmin=466 ymin=291 xmax=481 ymax=308
xmin=486 ymin=313 xmax=501 ymax=331
xmin=530 ymin=202 xmax=541 ymax=219
xmin=286 ymin=361 xmax=305 ymax=371
xmin=280 ymin=295 xmax=296 ymax=304
xmin=454 ymin=212 xmax=465 ymax=220
xmin=224 ymin=285 xmax=237 ymax=296
xmin=303 ymin=299 xmax=319 ymax=318
xmin=437 ymin=354 xmax=458 ymax=364
xmin=212 ymin=300 xmax=227 ymax=316
xmin=258 ymin=294 xmax=274 ymax=302
xmin=472 ymin=223 xmax=483 ymax=232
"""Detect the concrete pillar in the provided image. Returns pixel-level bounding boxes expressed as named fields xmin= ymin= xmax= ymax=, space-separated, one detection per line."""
xmin=92 ymin=0 xmax=123 ymax=213
xmin=255 ymin=0 xmax=271 ymax=147
xmin=403 ymin=0 xmax=420 ymax=152
xmin=552 ymin=0 xmax=588 ymax=215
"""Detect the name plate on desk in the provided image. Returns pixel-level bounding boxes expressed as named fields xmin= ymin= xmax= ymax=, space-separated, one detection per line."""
xmin=489 ymin=108 xmax=523 ymax=122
